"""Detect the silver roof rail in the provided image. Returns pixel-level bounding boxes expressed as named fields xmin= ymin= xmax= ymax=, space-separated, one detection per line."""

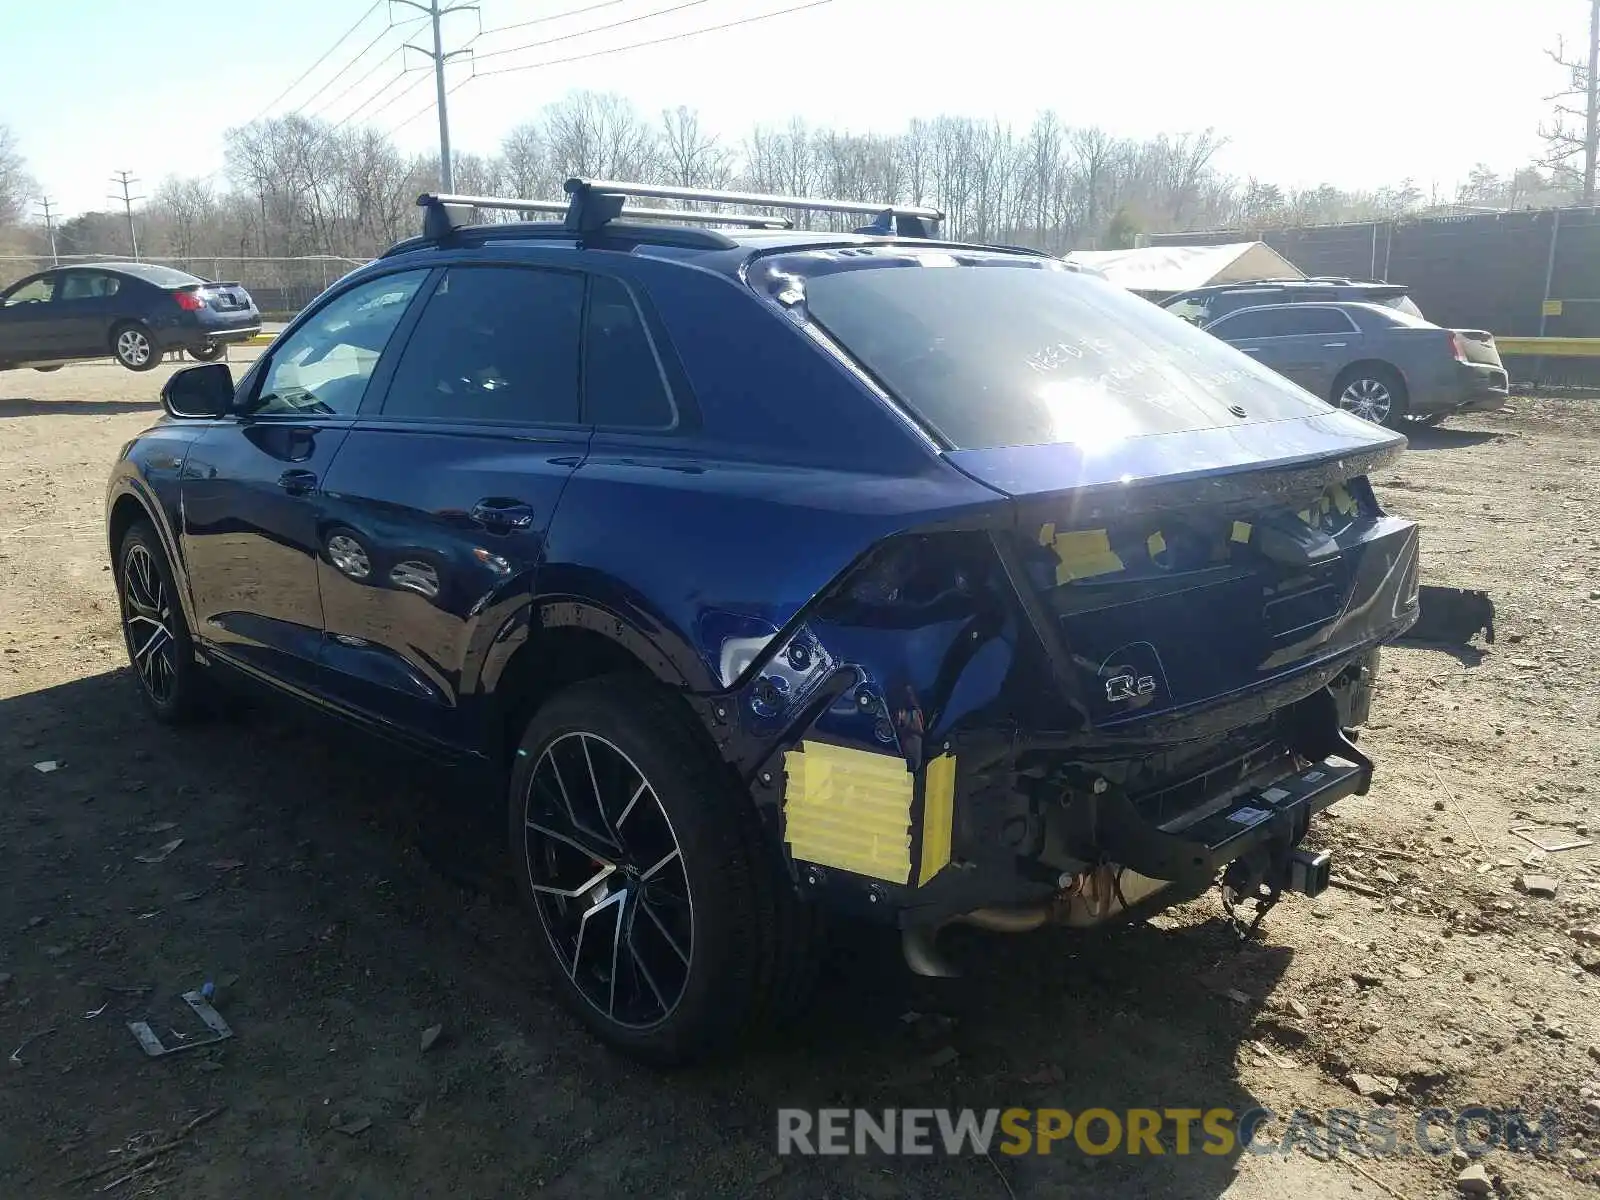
xmin=563 ymin=177 xmax=944 ymax=238
xmin=416 ymin=193 xmax=793 ymax=240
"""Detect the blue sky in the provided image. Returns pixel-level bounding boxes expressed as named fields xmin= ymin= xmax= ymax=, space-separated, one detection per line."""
xmin=1 ymin=0 xmax=1587 ymax=217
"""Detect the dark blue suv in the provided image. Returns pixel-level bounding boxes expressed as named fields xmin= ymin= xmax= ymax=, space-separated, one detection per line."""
xmin=105 ymin=179 xmax=1420 ymax=1064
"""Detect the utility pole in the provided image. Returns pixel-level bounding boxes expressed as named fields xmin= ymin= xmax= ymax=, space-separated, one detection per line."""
xmin=392 ymin=0 xmax=477 ymax=192
xmin=1586 ymin=0 xmax=1599 ymax=204
xmin=34 ymin=197 xmax=59 ymax=265
xmin=109 ymin=170 xmax=142 ymax=261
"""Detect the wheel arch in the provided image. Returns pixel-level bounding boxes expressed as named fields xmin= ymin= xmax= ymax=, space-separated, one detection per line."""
xmin=106 ymin=483 xmax=198 ymax=629
xmin=483 ymin=602 xmax=706 ymax=768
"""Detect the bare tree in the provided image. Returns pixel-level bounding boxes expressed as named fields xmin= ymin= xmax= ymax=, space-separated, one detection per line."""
xmin=544 ymin=92 xmax=658 ymax=182
xmin=660 ymin=106 xmax=732 ymax=188
xmin=67 ymin=87 xmax=1465 ymax=273
xmin=0 ymin=123 xmax=34 ymax=228
xmin=1539 ymin=0 xmax=1600 ymax=204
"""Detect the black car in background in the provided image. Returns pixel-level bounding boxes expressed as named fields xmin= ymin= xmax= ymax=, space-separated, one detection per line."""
xmin=1203 ymin=301 xmax=1508 ymax=428
xmin=1161 ymin=278 xmax=1425 ymax=326
xmin=0 ymin=263 xmax=260 ymax=372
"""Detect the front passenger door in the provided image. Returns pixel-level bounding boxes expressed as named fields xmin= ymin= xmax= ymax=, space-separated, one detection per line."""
xmin=179 ymin=269 xmax=431 ymax=691
xmin=0 ymin=272 xmax=64 ymax=362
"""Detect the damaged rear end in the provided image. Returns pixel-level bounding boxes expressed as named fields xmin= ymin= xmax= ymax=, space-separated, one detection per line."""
xmin=731 ymin=248 xmax=1420 ymax=965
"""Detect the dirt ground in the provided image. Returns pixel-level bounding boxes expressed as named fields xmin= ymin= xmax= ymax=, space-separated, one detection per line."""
xmin=1 ymin=357 xmax=1597 ymax=1200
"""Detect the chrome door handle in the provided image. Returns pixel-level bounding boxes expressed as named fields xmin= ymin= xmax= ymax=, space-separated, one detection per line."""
xmin=1322 ymin=342 xmax=1347 ymax=348
xmin=278 ymin=469 xmax=318 ymax=494
xmin=470 ymin=498 xmax=536 ymax=531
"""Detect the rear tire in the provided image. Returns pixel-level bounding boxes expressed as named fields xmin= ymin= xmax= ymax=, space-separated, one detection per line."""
xmin=1331 ymin=364 xmax=1408 ymax=430
xmin=33 ymin=364 xmax=64 ymax=373
xmin=508 ymin=676 xmax=815 ymax=1065
xmin=111 ymin=323 xmax=159 ymax=372
xmin=187 ymin=344 xmax=225 ymax=362
xmin=115 ymin=520 xmax=208 ymax=723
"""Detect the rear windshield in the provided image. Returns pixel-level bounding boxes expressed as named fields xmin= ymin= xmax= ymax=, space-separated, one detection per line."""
xmin=764 ymin=252 xmax=1333 ymax=451
xmin=1380 ymin=294 xmax=1425 ymax=317
xmin=113 ymin=263 xmax=205 ymax=288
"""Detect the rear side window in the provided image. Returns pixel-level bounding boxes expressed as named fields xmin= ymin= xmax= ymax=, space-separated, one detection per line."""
xmin=584 ymin=275 xmax=675 ymax=429
xmin=790 ymin=256 xmax=1332 ymax=450
xmin=382 ymin=266 xmax=583 ymax=424
xmin=1212 ymin=307 xmax=1354 ymax=338
xmin=58 ymin=272 xmax=120 ymax=300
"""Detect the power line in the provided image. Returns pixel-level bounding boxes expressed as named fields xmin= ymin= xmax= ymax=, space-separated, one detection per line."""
xmin=477 ymin=0 xmax=628 ymax=38
xmin=387 ymin=72 xmax=473 ymax=135
xmin=471 ymin=0 xmax=834 ymax=79
xmin=301 ymin=20 xmax=426 ymax=123
xmin=473 ymin=0 xmax=715 ymax=63
xmin=248 ymin=0 xmax=386 ymax=121
xmin=296 ymin=16 xmax=426 ymax=120
xmin=332 ymin=69 xmax=432 ymax=131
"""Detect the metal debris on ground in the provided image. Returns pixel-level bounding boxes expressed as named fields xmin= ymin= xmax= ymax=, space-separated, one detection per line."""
xmin=1509 ymin=825 xmax=1593 ymax=853
xmin=1400 ymin=585 xmax=1495 ymax=645
xmin=1518 ymin=874 xmax=1560 ymax=898
xmin=8 ymin=1026 xmax=55 ymax=1068
xmin=133 ymin=838 xmax=183 ymax=864
xmin=32 ymin=760 xmax=60 ymax=773
xmin=127 ymin=991 xmax=233 ymax=1058
xmin=420 ymin=1023 xmax=443 ymax=1054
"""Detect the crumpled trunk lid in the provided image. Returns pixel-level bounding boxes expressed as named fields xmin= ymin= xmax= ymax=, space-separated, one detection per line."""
xmin=945 ymin=414 xmax=1419 ymax=737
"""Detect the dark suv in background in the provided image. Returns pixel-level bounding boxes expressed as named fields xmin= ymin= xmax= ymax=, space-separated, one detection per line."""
xmin=104 ymin=179 xmax=1419 ymax=1064
xmin=1161 ymin=278 xmax=1425 ymax=326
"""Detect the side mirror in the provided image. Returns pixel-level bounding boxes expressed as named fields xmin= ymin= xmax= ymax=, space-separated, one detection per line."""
xmin=161 ymin=364 xmax=234 ymax=419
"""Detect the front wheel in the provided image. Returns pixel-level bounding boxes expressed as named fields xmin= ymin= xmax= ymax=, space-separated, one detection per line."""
xmin=509 ymin=676 xmax=813 ymax=1065
xmin=116 ymin=521 xmax=207 ymax=722
xmin=1332 ymin=365 xmax=1408 ymax=429
xmin=112 ymin=324 xmax=160 ymax=372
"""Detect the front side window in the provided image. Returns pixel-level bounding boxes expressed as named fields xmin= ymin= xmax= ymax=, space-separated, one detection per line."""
xmin=4 ymin=275 xmax=56 ymax=305
xmin=382 ymin=266 xmax=583 ymax=425
xmin=252 ymin=271 xmax=427 ymax=416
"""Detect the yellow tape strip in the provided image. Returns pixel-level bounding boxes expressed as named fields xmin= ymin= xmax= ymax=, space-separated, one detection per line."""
xmin=1040 ymin=526 xmax=1124 ymax=585
xmin=918 ymin=754 xmax=956 ymax=886
xmin=783 ymin=742 xmax=912 ymax=884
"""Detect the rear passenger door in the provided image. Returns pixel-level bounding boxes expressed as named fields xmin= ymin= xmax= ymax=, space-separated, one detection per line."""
xmin=1207 ymin=305 xmax=1354 ymax=397
xmin=313 ymin=262 xmax=591 ymax=749
xmin=53 ymin=271 xmax=124 ymax=356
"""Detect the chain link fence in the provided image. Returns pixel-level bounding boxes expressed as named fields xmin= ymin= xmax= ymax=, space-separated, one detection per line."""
xmin=0 ymin=254 xmax=372 ymax=318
